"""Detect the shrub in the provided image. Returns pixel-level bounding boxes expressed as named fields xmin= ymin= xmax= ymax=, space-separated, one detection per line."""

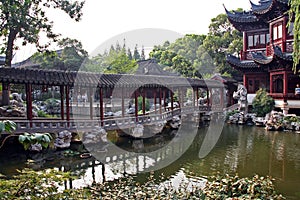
xmin=252 ymin=88 xmax=275 ymax=117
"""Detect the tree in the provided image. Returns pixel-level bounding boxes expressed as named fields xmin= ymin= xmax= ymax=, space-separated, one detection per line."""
xmin=288 ymin=0 xmax=300 ymax=71
xmin=127 ymin=48 xmax=133 ymax=60
xmin=149 ymin=34 xmax=207 ymax=78
xmin=84 ymin=43 xmax=137 ymax=74
xmin=32 ymin=38 xmax=88 ymax=71
xmin=104 ymin=50 xmax=137 ymax=74
xmin=58 ymin=38 xmax=88 ymax=71
xmin=0 ymin=0 xmax=84 ymax=105
xmin=252 ymin=88 xmax=275 ymax=117
xmin=133 ymin=44 xmax=140 ymax=61
xmin=0 ymin=0 xmax=85 ymax=67
xmin=203 ymin=12 xmax=243 ymax=78
xmin=149 ymin=47 xmax=191 ymax=76
xmin=141 ymin=46 xmax=146 ymax=60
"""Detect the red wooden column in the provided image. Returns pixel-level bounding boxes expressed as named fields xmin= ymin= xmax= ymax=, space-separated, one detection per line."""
xmin=206 ymin=88 xmax=210 ymax=107
xmin=135 ymin=91 xmax=139 ymax=122
xmin=99 ymin=87 xmax=104 ymax=126
xmin=60 ymin=85 xmax=64 ymax=120
xmin=2 ymin=83 xmax=10 ymax=106
xmin=170 ymin=90 xmax=174 ymax=111
xmin=270 ymin=73 xmax=273 ymax=94
xmin=177 ymin=89 xmax=181 ymax=109
xmin=159 ymin=88 xmax=162 ymax=115
xmin=242 ymin=32 xmax=248 ymax=60
xmin=196 ymin=87 xmax=199 ymax=107
xmin=142 ymin=89 xmax=146 ymax=115
xmin=283 ymin=71 xmax=288 ymax=96
xmin=121 ymin=88 xmax=125 ymax=117
xmin=25 ymin=83 xmax=33 ymax=126
xmin=154 ymin=88 xmax=157 ymax=113
xmin=163 ymin=89 xmax=166 ymax=111
xmin=243 ymin=74 xmax=248 ymax=90
xmin=220 ymin=87 xmax=224 ymax=109
xmin=181 ymin=88 xmax=185 ymax=108
xmin=192 ymin=88 xmax=196 ymax=107
xmin=282 ymin=17 xmax=287 ymax=52
xmin=65 ymin=86 xmax=70 ymax=125
xmin=89 ymin=87 xmax=93 ymax=120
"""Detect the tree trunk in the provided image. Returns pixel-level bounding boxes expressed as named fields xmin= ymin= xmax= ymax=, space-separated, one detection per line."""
xmin=2 ymin=28 xmax=17 ymax=106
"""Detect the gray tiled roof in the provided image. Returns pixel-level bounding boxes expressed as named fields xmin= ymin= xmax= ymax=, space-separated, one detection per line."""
xmin=0 ymin=67 xmax=223 ymax=88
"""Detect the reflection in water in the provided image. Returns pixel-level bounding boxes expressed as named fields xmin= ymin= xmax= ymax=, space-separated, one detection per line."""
xmin=0 ymin=125 xmax=300 ymax=199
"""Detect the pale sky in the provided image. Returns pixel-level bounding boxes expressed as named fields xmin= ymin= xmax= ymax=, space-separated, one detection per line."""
xmin=12 ymin=0 xmax=258 ymax=63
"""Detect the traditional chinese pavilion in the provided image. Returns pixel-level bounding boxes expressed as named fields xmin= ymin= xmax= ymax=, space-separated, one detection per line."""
xmin=225 ymin=0 xmax=300 ymax=114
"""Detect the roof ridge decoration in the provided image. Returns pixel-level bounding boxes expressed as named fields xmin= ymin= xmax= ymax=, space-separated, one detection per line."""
xmin=251 ymin=51 xmax=273 ymax=64
xmin=223 ymin=4 xmax=258 ymax=23
xmin=273 ymin=45 xmax=293 ymax=61
xmin=226 ymin=54 xmax=262 ymax=72
xmin=250 ymin=0 xmax=274 ymax=15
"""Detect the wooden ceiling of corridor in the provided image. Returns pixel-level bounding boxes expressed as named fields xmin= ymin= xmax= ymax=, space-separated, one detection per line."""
xmin=0 ymin=67 xmax=223 ymax=88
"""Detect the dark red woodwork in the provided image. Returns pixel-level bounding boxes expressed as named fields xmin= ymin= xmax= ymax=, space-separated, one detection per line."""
xmin=135 ymin=91 xmax=138 ymax=122
xmin=171 ymin=90 xmax=174 ymax=111
xmin=206 ymin=89 xmax=209 ymax=106
xmin=25 ymin=84 xmax=33 ymax=126
xmin=142 ymin=89 xmax=145 ymax=115
xmin=154 ymin=89 xmax=157 ymax=112
xmin=99 ymin=87 xmax=104 ymax=126
xmin=2 ymin=82 xmax=10 ymax=106
xmin=284 ymin=71 xmax=288 ymax=96
xmin=60 ymin=86 xmax=64 ymax=120
xmin=159 ymin=88 xmax=162 ymax=115
xmin=196 ymin=88 xmax=199 ymax=107
xmin=163 ymin=89 xmax=166 ymax=111
xmin=89 ymin=87 xmax=93 ymax=120
xmin=121 ymin=88 xmax=125 ymax=117
xmin=65 ymin=86 xmax=70 ymax=125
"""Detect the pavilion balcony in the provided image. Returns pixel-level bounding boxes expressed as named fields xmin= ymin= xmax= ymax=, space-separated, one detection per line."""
xmin=266 ymin=40 xmax=293 ymax=57
xmin=240 ymin=48 xmax=266 ymax=61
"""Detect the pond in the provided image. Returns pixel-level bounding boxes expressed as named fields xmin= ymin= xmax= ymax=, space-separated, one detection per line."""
xmin=0 ymin=124 xmax=300 ymax=199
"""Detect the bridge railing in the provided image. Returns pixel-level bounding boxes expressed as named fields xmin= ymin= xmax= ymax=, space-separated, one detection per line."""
xmin=9 ymin=105 xmax=214 ymax=133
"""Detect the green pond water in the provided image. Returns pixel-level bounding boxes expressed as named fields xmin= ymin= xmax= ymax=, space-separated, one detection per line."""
xmin=0 ymin=124 xmax=300 ymax=199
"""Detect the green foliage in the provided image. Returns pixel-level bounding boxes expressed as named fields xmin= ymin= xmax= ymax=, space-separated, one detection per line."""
xmin=252 ymin=88 xmax=275 ymax=117
xmin=0 ymin=168 xmax=87 ymax=199
xmin=84 ymin=42 xmax=138 ymax=74
xmin=283 ymin=115 xmax=300 ymax=123
xmin=203 ymin=174 xmax=284 ymax=199
xmin=149 ymin=16 xmax=243 ymax=79
xmin=0 ymin=169 xmax=284 ymax=199
xmin=203 ymin=12 xmax=242 ymax=78
xmin=137 ymin=96 xmax=150 ymax=112
xmin=18 ymin=132 xmax=53 ymax=150
xmin=288 ymin=0 xmax=300 ymax=71
xmin=0 ymin=120 xmax=17 ymax=134
xmin=226 ymin=110 xmax=239 ymax=120
xmin=37 ymin=110 xmax=47 ymax=117
xmin=0 ymin=0 xmax=85 ymax=67
xmin=133 ymin=44 xmax=141 ymax=61
xmin=32 ymin=38 xmax=88 ymax=71
xmin=149 ymin=34 xmax=208 ymax=78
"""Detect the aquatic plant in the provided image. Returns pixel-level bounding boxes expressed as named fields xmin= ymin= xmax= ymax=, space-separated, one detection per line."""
xmin=202 ymin=174 xmax=285 ymax=200
xmin=0 ymin=169 xmax=285 ymax=199
xmin=18 ymin=132 xmax=53 ymax=150
xmin=0 ymin=120 xmax=17 ymax=134
xmin=0 ymin=120 xmax=17 ymax=150
xmin=0 ymin=168 xmax=86 ymax=200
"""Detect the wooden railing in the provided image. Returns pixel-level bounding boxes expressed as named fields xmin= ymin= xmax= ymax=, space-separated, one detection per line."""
xmin=7 ymin=105 xmax=221 ymax=133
